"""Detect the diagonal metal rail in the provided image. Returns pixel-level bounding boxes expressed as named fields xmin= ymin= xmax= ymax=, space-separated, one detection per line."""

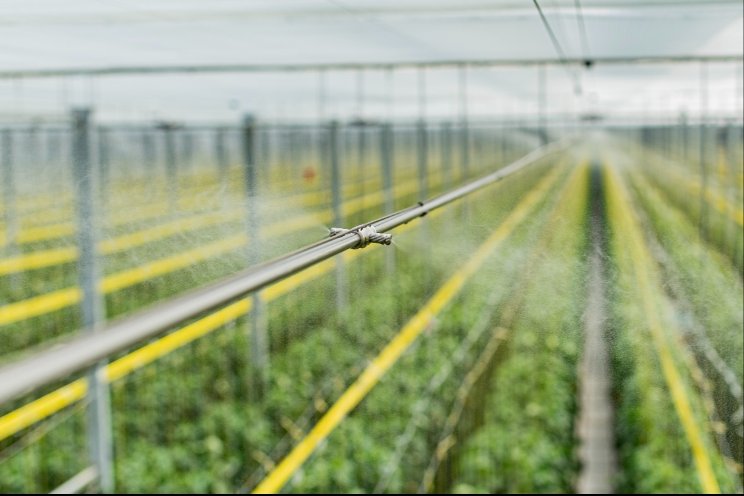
xmin=0 ymin=139 xmax=568 ymax=406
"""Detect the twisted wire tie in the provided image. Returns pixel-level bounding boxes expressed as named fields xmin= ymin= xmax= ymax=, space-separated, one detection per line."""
xmin=329 ymin=225 xmax=392 ymax=249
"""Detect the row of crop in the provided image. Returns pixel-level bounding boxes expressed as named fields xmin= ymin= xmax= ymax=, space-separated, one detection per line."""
xmin=604 ymin=165 xmax=738 ymax=493
xmin=2 ymin=125 xmax=521 ymax=251
xmin=274 ymin=163 xmax=575 ymax=493
xmin=0 ymin=166 xmax=435 ymax=358
xmin=447 ymin=162 xmax=588 ymax=493
xmin=1 ymin=133 xmax=525 ymax=303
xmin=0 ymin=156 xmax=559 ymax=492
xmin=2 ymin=164 xmax=385 ymax=260
xmin=636 ymin=146 xmax=743 ymax=273
xmin=0 ymin=152 xmax=548 ymax=426
xmin=624 ymin=167 xmax=744 ymax=484
xmin=0 ymin=138 xmax=532 ymax=359
xmin=3 ymin=126 xmax=534 ymax=258
xmin=626 ymin=170 xmax=743 ymax=385
xmin=0 ymin=151 xmax=453 ymax=303
xmin=1 ymin=123 xmax=523 ymax=225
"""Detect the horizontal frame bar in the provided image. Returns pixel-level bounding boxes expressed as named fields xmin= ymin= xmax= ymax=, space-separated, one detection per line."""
xmin=0 ymin=54 xmax=740 ymax=79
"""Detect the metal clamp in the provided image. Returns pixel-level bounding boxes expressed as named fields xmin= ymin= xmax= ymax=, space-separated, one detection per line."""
xmin=329 ymin=225 xmax=392 ymax=249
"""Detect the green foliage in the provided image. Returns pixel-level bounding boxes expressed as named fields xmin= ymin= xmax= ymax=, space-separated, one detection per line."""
xmin=606 ymin=167 xmax=739 ymax=493
xmin=449 ymin=166 xmax=587 ymax=494
xmin=628 ymin=172 xmax=743 ymax=382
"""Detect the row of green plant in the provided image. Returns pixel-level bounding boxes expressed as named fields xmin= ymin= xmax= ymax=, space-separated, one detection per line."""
xmin=626 ymin=170 xmax=743 ymax=384
xmin=635 ymin=144 xmax=743 ymax=273
xmin=604 ymin=165 xmax=739 ymax=493
xmin=4 ymin=128 xmax=521 ymax=255
xmin=448 ymin=163 xmax=588 ymax=493
xmin=0 ymin=156 xmax=555 ymax=492
xmin=0 ymin=165 xmax=431 ymax=358
xmin=283 ymin=165 xmax=572 ymax=493
xmin=0 ymin=137 xmax=534 ymax=359
xmin=4 ymin=163 xmax=411 ymax=287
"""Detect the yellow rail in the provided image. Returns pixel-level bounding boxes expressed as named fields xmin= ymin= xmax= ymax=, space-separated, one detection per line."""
xmin=419 ymin=161 xmax=588 ymax=493
xmin=0 ymin=172 xmax=379 ymax=249
xmin=631 ymin=171 xmax=741 ymax=265
xmin=252 ymin=165 xmax=563 ymax=494
xmin=0 ymin=164 xmax=299 ymax=225
xmin=651 ymin=160 xmax=743 ymax=227
xmin=0 ymin=159 xmax=547 ymax=448
xmin=0 ymin=176 xmax=425 ymax=326
xmin=0 ymin=211 xmax=231 ymax=276
xmin=605 ymin=164 xmax=720 ymax=494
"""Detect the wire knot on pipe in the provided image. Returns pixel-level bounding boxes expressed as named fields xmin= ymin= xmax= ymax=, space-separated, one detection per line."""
xmin=329 ymin=225 xmax=392 ymax=249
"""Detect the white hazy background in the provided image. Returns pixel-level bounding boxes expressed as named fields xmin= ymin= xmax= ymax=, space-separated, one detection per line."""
xmin=0 ymin=0 xmax=742 ymax=123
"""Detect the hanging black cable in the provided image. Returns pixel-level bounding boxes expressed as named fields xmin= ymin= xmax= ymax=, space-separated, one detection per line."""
xmin=531 ymin=0 xmax=583 ymax=94
xmin=574 ymin=0 xmax=593 ymax=67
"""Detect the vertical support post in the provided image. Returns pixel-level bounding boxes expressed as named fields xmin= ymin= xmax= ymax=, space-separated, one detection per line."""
xmin=2 ymin=129 xmax=17 ymax=254
xmin=725 ymin=122 xmax=742 ymax=264
xmin=459 ymin=64 xmax=472 ymax=223
xmin=718 ymin=125 xmax=732 ymax=255
xmin=538 ymin=64 xmax=548 ymax=146
xmin=318 ymin=69 xmax=327 ymax=123
xmin=315 ymin=69 xmax=329 ymax=187
xmin=459 ymin=64 xmax=470 ymax=181
xmin=355 ymin=68 xmax=366 ymax=192
xmin=260 ymin=128 xmax=271 ymax=182
xmin=381 ymin=123 xmax=395 ymax=276
xmin=142 ymin=130 xmax=156 ymax=199
xmin=417 ymin=118 xmax=431 ymax=289
xmin=288 ymin=126 xmax=300 ymax=186
xmin=357 ymin=125 xmax=366 ymax=197
xmin=380 ymin=122 xmax=399 ymax=316
xmin=441 ymin=122 xmax=452 ymax=188
xmin=500 ymin=126 xmax=506 ymax=162
xmin=163 ymin=125 xmax=178 ymax=214
xmin=667 ymin=120 xmax=673 ymax=159
xmin=242 ymin=114 xmax=268 ymax=399
xmin=381 ymin=123 xmax=395 ymax=215
xmin=28 ymin=126 xmax=41 ymax=192
xmin=215 ymin=126 xmax=229 ymax=200
xmin=38 ymin=129 xmax=49 ymax=186
xmin=699 ymin=62 xmax=709 ymax=240
xmin=416 ymin=67 xmax=428 ymax=199
xmin=46 ymin=128 xmax=58 ymax=170
xmin=72 ymin=109 xmax=114 ymax=493
xmin=417 ymin=119 xmax=429 ymax=201
xmin=680 ymin=111 xmax=689 ymax=164
xmin=316 ymin=127 xmax=326 ymax=186
xmin=276 ymin=126 xmax=286 ymax=181
xmin=97 ymin=126 xmax=109 ymax=212
xmin=182 ymin=130 xmax=193 ymax=178
xmin=329 ymin=121 xmax=347 ymax=314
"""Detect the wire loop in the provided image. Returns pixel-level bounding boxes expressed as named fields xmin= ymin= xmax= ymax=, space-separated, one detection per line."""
xmin=329 ymin=225 xmax=392 ymax=249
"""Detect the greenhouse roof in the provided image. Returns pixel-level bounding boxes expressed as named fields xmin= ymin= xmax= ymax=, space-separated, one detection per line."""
xmin=1 ymin=0 xmax=742 ymax=122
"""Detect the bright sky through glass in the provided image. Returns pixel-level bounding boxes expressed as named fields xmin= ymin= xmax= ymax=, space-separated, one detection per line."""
xmin=1 ymin=0 xmax=741 ymax=123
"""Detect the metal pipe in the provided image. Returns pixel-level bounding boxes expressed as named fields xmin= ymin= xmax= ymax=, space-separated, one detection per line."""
xmin=49 ymin=466 xmax=98 ymax=495
xmin=0 ymin=138 xmax=568 ymax=405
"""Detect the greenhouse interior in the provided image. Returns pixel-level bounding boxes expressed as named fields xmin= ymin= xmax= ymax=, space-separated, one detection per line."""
xmin=0 ymin=0 xmax=742 ymax=494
